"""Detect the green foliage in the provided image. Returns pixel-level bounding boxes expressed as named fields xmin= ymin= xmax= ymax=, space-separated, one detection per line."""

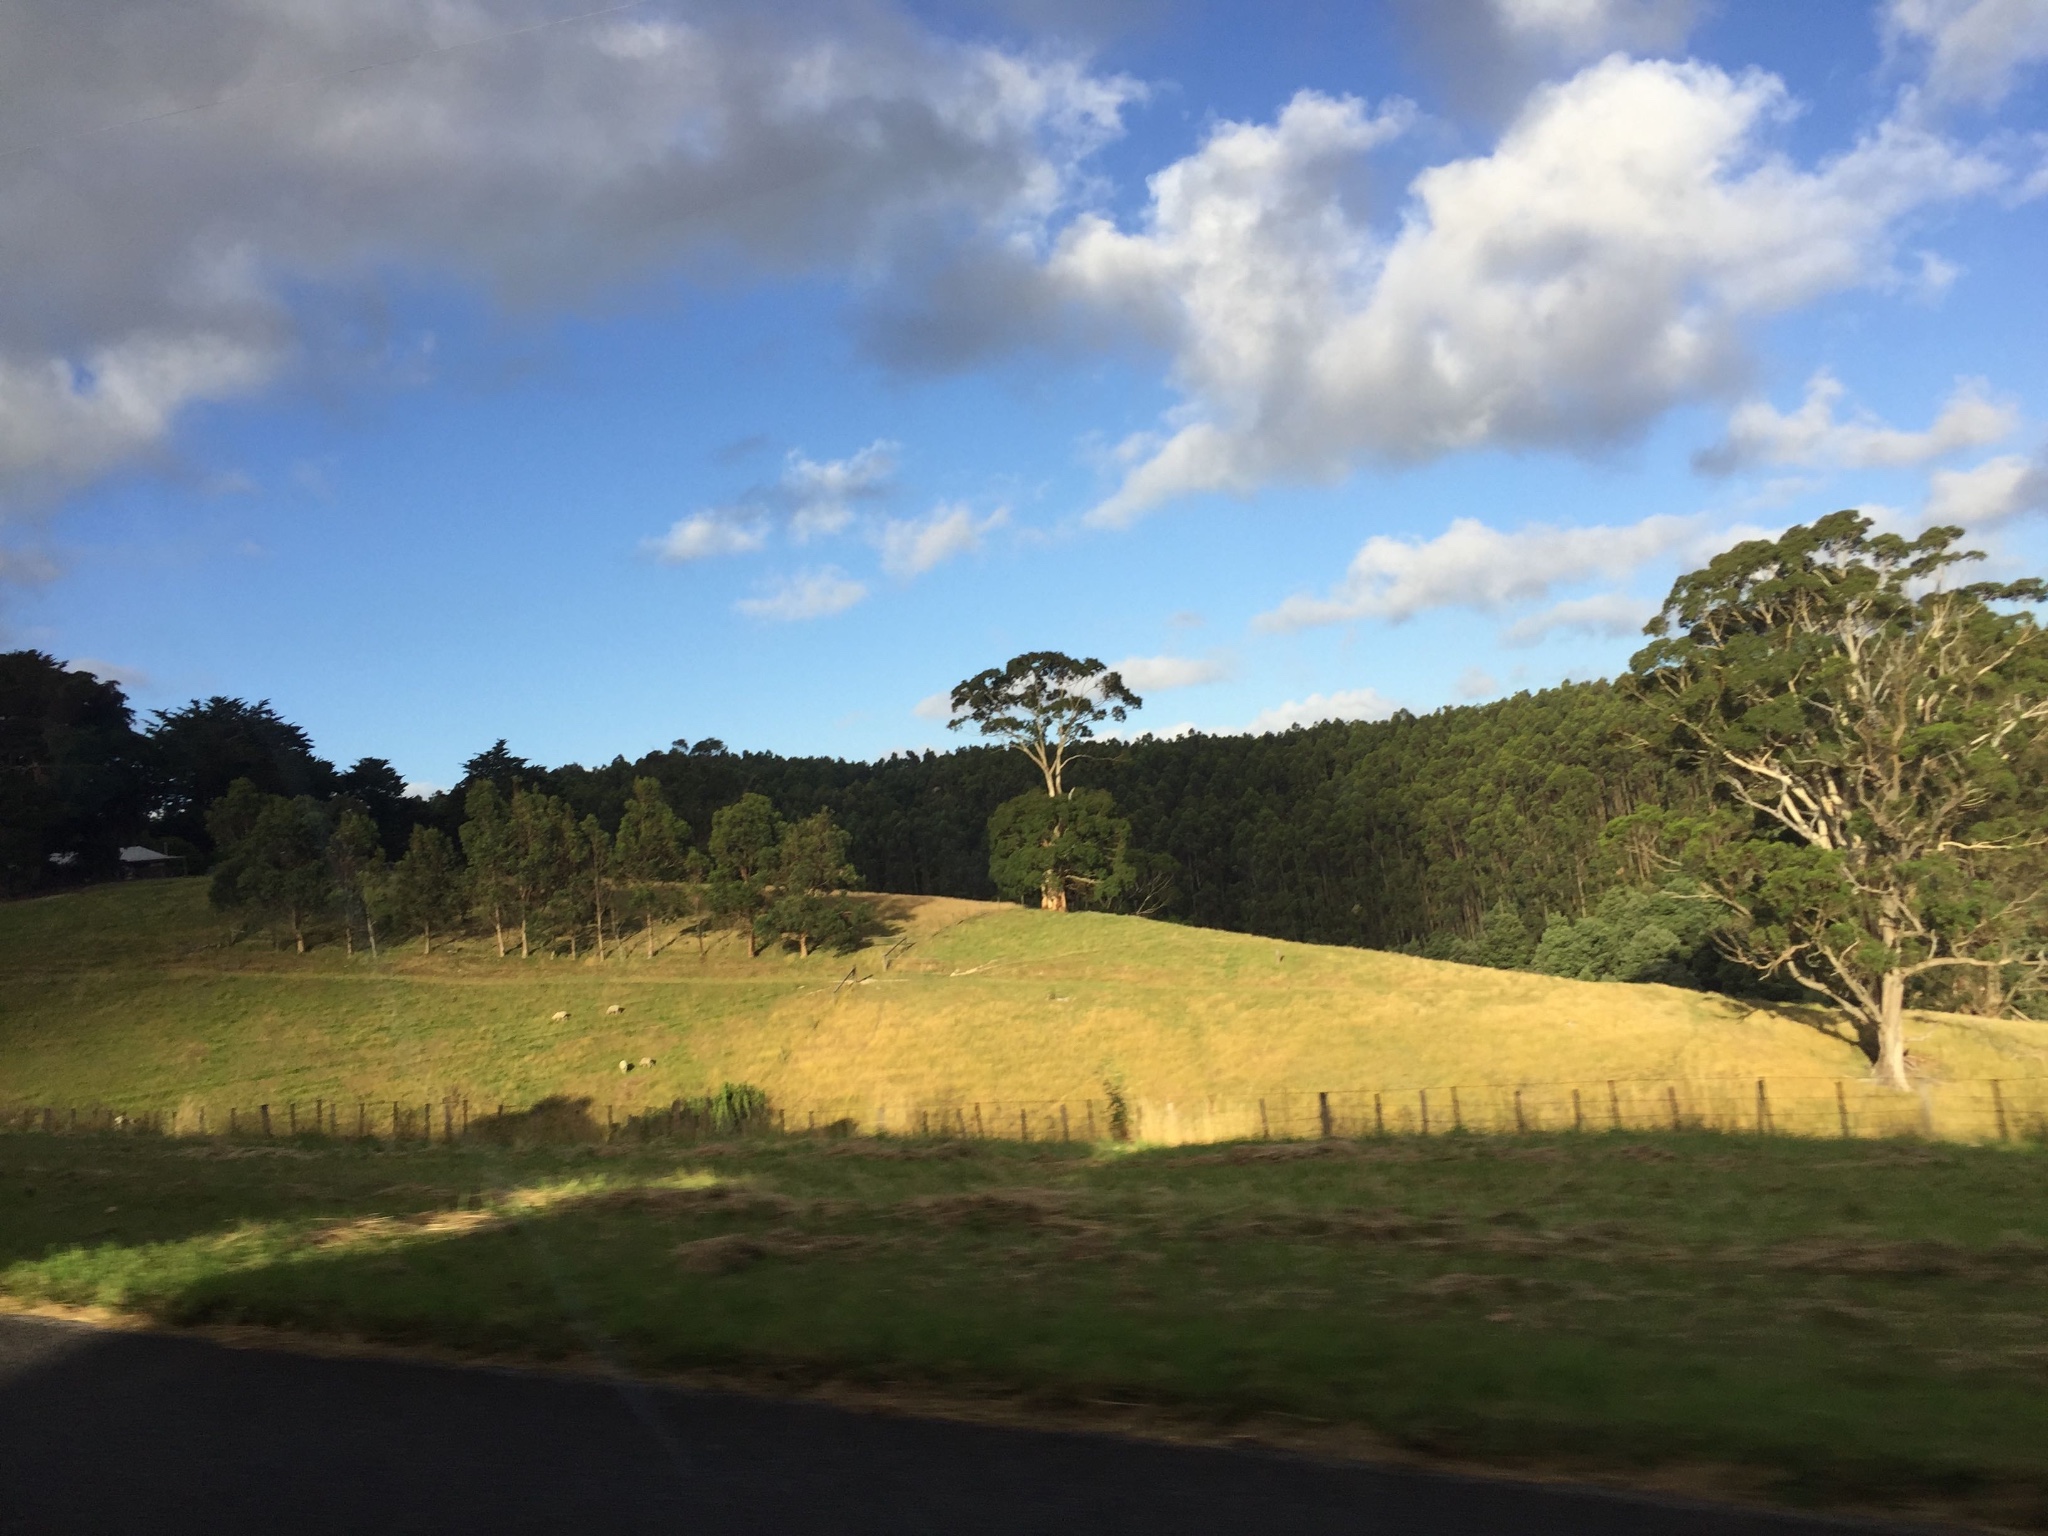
xmin=1528 ymin=884 xmax=1734 ymax=986
xmin=709 ymin=792 xmax=782 ymax=881
xmin=0 ymin=650 xmax=149 ymax=890
xmin=757 ymin=891 xmax=874 ymax=958
xmin=148 ymin=696 xmax=334 ymax=854
xmin=949 ymin=651 xmax=1142 ymax=796
xmin=458 ymin=782 xmax=515 ymax=956
xmin=1458 ymin=898 xmax=1536 ymax=971
xmin=326 ymin=806 xmax=384 ymax=955
xmin=206 ymin=787 xmax=333 ymax=951
xmin=1631 ymin=511 xmax=2048 ymax=1082
xmin=987 ymin=788 xmax=1137 ymax=912
xmin=386 ymin=826 xmax=463 ymax=954
xmin=775 ymin=808 xmax=855 ymax=894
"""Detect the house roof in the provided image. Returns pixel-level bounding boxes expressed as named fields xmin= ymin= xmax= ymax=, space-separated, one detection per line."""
xmin=118 ymin=846 xmax=181 ymax=863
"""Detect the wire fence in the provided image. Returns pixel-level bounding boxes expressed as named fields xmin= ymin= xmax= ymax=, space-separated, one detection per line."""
xmin=5 ymin=1075 xmax=2048 ymax=1148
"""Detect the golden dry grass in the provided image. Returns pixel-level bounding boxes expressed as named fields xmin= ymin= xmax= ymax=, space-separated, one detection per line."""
xmin=4 ymin=879 xmax=2046 ymax=1140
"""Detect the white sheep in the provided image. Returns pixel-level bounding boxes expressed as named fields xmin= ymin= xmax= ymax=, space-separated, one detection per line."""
xmin=551 ymin=1010 xmax=570 ymax=1022
xmin=605 ymin=1004 xmax=624 ymax=1015
xmin=619 ymin=1059 xmax=633 ymax=1072
xmin=640 ymin=1056 xmax=655 ymax=1067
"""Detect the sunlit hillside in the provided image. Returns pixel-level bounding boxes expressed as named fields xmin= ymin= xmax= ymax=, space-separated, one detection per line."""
xmin=5 ymin=879 xmax=2046 ymax=1141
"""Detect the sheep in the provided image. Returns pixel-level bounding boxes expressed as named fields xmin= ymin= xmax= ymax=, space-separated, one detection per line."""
xmin=551 ymin=1010 xmax=570 ymax=1022
xmin=639 ymin=1056 xmax=656 ymax=1067
xmin=605 ymin=1004 xmax=624 ymax=1016
xmin=619 ymin=1059 xmax=633 ymax=1073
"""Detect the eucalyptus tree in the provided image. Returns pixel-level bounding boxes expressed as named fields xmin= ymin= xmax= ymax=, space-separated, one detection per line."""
xmin=1630 ymin=512 xmax=2048 ymax=1088
xmin=458 ymin=782 xmax=516 ymax=957
xmin=388 ymin=825 xmax=463 ymax=956
xmin=326 ymin=806 xmax=385 ymax=957
xmin=947 ymin=651 xmax=1141 ymax=797
xmin=612 ymin=777 xmax=693 ymax=958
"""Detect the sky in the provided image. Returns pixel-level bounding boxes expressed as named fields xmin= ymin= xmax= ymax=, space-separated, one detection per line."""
xmin=5 ymin=0 xmax=2048 ymax=790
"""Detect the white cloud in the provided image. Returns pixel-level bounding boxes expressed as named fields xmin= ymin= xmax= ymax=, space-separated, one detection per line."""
xmin=0 ymin=3 xmax=1139 ymax=506
xmin=0 ymin=332 xmax=277 ymax=507
xmin=1885 ymin=0 xmax=2048 ymax=107
xmin=1256 ymin=513 xmax=1704 ymax=631
xmin=786 ymin=441 xmax=899 ymax=541
xmin=1695 ymin=372 xmax=2015 ymax=473
xmin=912 ymin=691 xmax=955 ymax=721
xmin=403 ymin=780 xmax=448 ymax=801
xmin=1925 ymin=451 xmax=2048 ymax=526
xmin=1500 ymin=592 xmax=1656 ymax=646
xmin=1247 ymin=687 xmax=1399 ymax=734
xmin=877 ymin=501 xmax=1006 ymax=576
xmin=1455 ymin=666 xmax=1500 ymax=699
xmin=734 ymin=567 xmax=868 ymax=622
xmin=1112 ymin=654 xmax=1227 ymax=691
xmin=648 ymin=513 xmax=767 ymax=564
xmin=1051 ymin=59 xmax=2003 ymax=526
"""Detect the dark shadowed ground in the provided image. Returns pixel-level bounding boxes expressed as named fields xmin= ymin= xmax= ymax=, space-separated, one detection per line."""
xmin=0 ymin=1315 xmax=1931 ymax=1536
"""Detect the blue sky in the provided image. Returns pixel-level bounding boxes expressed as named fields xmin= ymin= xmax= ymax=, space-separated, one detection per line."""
xmin=5 ymin=0 xmax=2047 ymax=788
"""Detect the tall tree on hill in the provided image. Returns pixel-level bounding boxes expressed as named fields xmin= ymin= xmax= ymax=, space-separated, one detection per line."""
xmin=987 ymin=787 xmax=1138 ymax=914
xmin=149 ymin=697 xmax=334 ymax=855
xmin=948 ymin=652 xmax=1141 ymax=797
xmin=509 ymin=787 xmax=577 ymax=959
xmin=208 ymin=788 xmax=333 ymax=952
xmin=327 ymin=806 xmax=385 ymax=957
xmin=709 ymin=792 xmax=782 ymax=956
xmin=1629 ymin=512 xmax=2048 ymax=1088
xmin=336 ymin=756 xmax=413 ymax=855
xmin=0 ymin=651 xmax=150 ymax=890
xmin=388 ymin=825 xmax=464 ymax=955
xmin=613 ymin=777 xmax=693 ymax=958
xmin=762 ymin=809 xmax=867 ymax=958
xmin=459 ymin=782 xmax=516 ymax=957
xmin=579 ymin=814 xmax=613 ymax=960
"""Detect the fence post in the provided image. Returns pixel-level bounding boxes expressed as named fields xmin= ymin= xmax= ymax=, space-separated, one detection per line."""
xmin=1756 ymin=1079 xmax=1771 ymax=1134
xmin=259 ymin=1104 xmax=272 ymax=1137
xmin=198 ymin=1108 xmax=206 ymax=1136
xmin=1419 ymin=1089 xmax=1429 ymax=1137
xmin=974 ymin=1103 xmax=983 ymax=1138
xmin=357 ymin=1103 xmax=365 ymax=1139
xmin=1607 ymin=1081 xmax=1622 ymax=1131
xmin=1061 ymin=1104 xmax=1070 ymax=1142
xmin=1317 ymin=1091 xmax=1333 ymax=1139
xmin=1514 ymin=1088 xmax=1526 ymax=1135
xmin=1666 ymin=1085 xmax=1681 ymax=1131
xmin=393 ymin=1101 xmax=401 ymax=1140
xmin=1450 ymin=1087 xmax=1463 ymax=1133
xmin=1019 ymin=1108 xmax=1029 ymax=1142
xmin=230 ymin=1107 xmax=238 ymax=1135
xmin=1835 ymin=1080 xmax=1850 ymax=1138
xmin=1571 ymin=1089 xmax=1583 ymax=1132
xmin=1993 ymin=1080 xmax=2009 ymax=1142
xmin=1373 ymin=1093 xmax=1384 ymax=1136
xmin=463 ymin=1100 xmax=470 ymax=1138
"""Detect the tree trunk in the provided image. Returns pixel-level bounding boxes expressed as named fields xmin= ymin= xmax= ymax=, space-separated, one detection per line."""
xmin=646 ymin=907 xmax=656 ymax=960
xmin=1876 ymin=970 xmax=1909 ymax=1091
xmin=422 ymin=922 xmax=431 ymax=957
xmin=520 ymin=914 xmax=529 ymax=959
xmin=799 ymin=932 xmax=809 ymax=959
xmin=1041 ymin=868 xmax=1068 ymax=913
xmin=493 ymin=905 xmax=505 ymax=959
xmin=366 ymin=911 xmax=378 ymax=959
xmin=594 ymin=880 xmax=605 ymax=962
xmin=344 ymin=918 xmax=354 ymax=957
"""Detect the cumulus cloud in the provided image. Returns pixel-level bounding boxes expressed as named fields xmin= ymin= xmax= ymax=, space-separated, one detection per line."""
xmin=1394 ymin=0 xmax=1701 ymax=116
xmin=1885 ymin=0 xmax=2048 ymax=108
xmin=913 ymin=690 xmax=955 ymax=721
xmin=1695 ymin=372 xmax=2016 ymax=474
xmin=1924 ymin=451 xmax=2048 ymax=526
xmin=877 ymin=501 xmax=1006 ymax=576
xmin=0 ymin=1 xmax=1138 ymax=510
xmin=1246 ymin=687 xmax=1398 ymax=734
xmin=1500 ymin=591 xmax=1656 ymax=646
xmin=1456 ymin=666 xmax=1500 ymax=699
xmin=1112 ymin=654 xmax=1226 ymax=690
xmin=648 ymin=512 xmax=768 ymax=564
xmin=1256 ymin=513 xmax=1704 ymax=631
xmin=1052 ymin=59 xmax=2003 ymax=527
xmin=734 ymin=567 xmax=868 ymax=621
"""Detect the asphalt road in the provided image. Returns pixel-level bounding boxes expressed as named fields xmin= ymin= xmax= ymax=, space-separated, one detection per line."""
xmin=0 ymin=1314 xmax=1926 ymax=1535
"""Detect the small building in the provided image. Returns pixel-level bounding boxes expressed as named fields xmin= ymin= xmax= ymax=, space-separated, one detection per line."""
xmin=119 ymin=845 xmax=188 ymax=879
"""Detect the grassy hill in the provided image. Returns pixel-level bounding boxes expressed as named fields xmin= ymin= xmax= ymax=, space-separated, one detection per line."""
xmin=5 ymin=878 xmax=2047 ymax=1140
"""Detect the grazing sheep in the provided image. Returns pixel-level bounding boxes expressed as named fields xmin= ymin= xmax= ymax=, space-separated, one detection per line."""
xmin=551 ymin=1010 xmax=570 ymax=1022
xmin=605 ymin=1004 xmax=624 ymax=1015
xmin=639 ymin=1056 xmax=655 ymax=1067
xmin=619 ymin=1059 xmax=633 ymax=1072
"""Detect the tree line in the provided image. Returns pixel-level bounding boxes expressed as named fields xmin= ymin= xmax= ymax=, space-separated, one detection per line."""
xmin=7 ymin=513 xmax=2044 ymax=1079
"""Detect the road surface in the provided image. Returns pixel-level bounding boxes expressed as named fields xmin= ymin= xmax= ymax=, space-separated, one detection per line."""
xmin=0 ymin=1315 xmax=1925 ymax=1534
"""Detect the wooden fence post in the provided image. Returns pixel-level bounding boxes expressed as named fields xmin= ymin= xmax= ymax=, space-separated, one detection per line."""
xmin=1259 ymin=1099 xmax=1270 ymax=1140
xmin=357 ymin=1103 xmax=365 ymax=1139
xmin=1317 ymin=1091 xmax=1333 ymax=1139
xmin=1019 ymin=1108 xmax=1029 ymax=1142
xmin=1993 ymin=1080 xmax=2009 ymax=1142
xmin=1418 ymin=1089 xmax=1429 ymax=1137
xmin=1607 ymin=1081 xmax=1622 ymax=1131
xmin=1835 ymin=1080 xmax=1850 ymax=1138
xmin=1666 ymin=1085 xmax=1681 ymax=1131
xmin=1450 ymin=1087 xmax=1463 ymax=1133
xmin=1513 ymin=1088 xmax=1526 ymax=1135
xmin=1571 ymin=1089 xmax=1583 ymax=1132
xmin=259 ymin=1104 xmax=272 ymax=1137
xmin=1756 ymin=1079 xmax=1771 ymax=1134
xmin=974 ymin=1103 xmax=984 ymax=1138
xmin=393 ymin=1101 xmax=401 ymax=1140
xmin=1061 ymin=1104 xmax=1070 ymax=1142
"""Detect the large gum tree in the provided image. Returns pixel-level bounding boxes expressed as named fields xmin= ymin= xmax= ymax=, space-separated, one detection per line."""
xmin=1629 ymin=512 xmax=2048 ymax=1089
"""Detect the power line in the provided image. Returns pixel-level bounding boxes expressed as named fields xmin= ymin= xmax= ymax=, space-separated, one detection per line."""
xmin=0 ymin=0 xmax=658 ymax=168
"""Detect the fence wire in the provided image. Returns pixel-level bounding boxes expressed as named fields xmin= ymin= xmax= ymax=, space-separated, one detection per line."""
xmin=7 ymin=1075 xmax=2047 ymax=1148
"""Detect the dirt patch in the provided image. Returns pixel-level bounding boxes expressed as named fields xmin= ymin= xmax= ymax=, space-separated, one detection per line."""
xmin=674 ymin=1231 xmax=866 ymax=1274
